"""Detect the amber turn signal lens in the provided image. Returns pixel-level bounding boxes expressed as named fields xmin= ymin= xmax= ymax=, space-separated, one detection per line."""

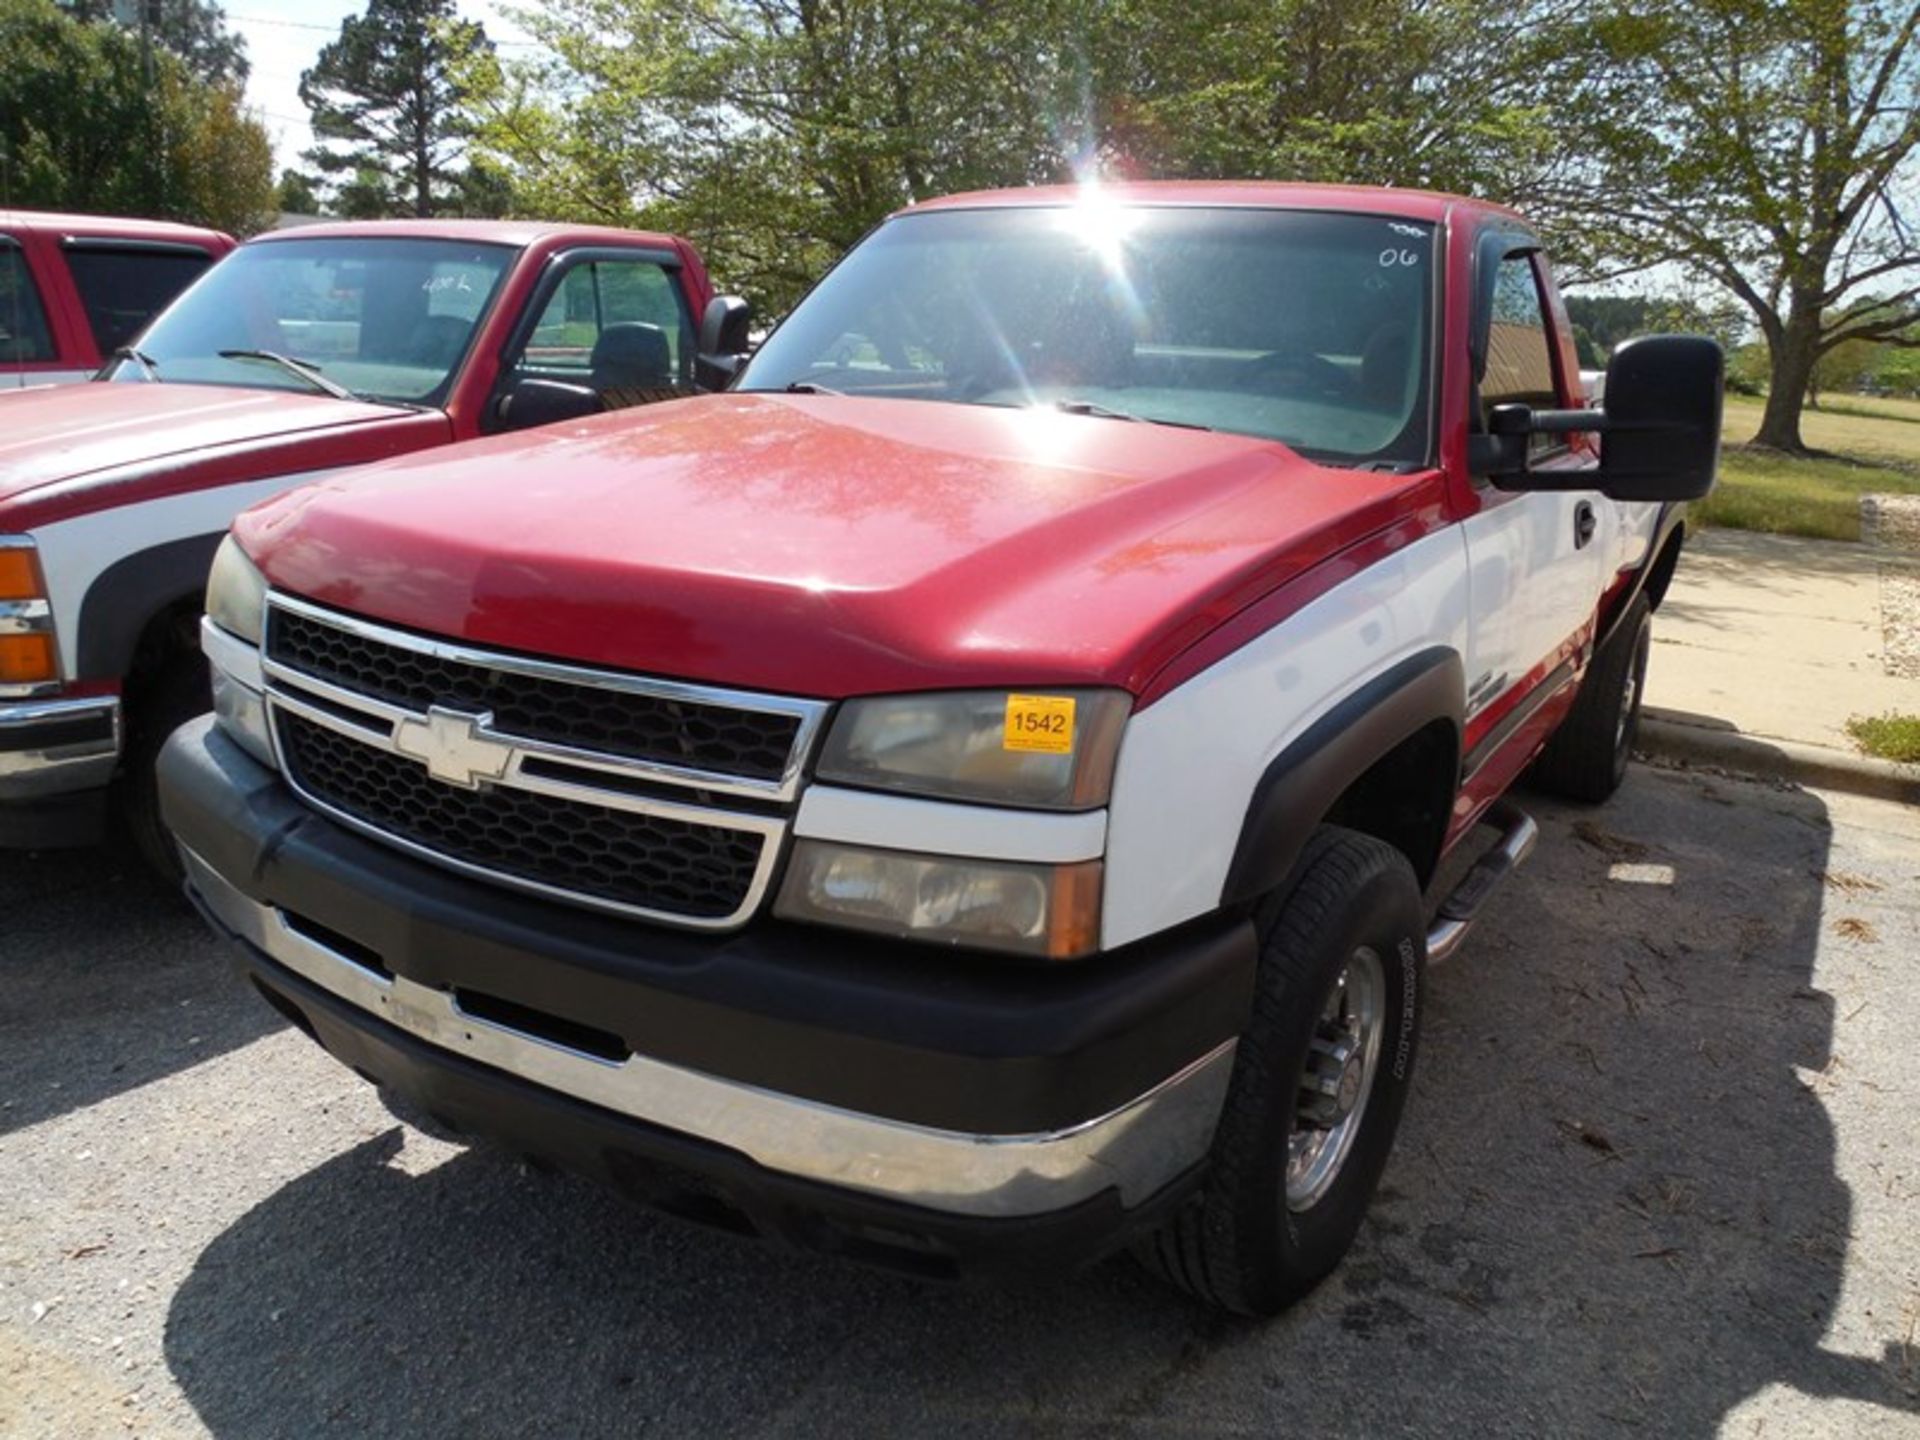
xmin=0 ymin=633 xmax=57 ymax=685
xmin=0 ymin=547 xmax=44 ymax=602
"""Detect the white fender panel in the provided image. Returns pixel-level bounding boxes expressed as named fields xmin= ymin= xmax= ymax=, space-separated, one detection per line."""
xmin=1102 ymin=524 xmax=1472 ymax=949
xmin=29 ymin=471 xmax=336 ymax=678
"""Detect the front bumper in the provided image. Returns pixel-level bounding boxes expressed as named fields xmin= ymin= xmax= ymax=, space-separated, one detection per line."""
xmin=0 ymin=694 xmax=120 ymax=847
xmin=162 ymin=718 xmax=1255 ymax=1271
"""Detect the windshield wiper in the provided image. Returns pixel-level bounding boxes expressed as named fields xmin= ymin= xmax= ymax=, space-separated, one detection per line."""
xmin=112 ymin=346 xmax=161 ymax=381
xmin=1050 ymin=398 xmax=1215 ymax=432
xmin=783 ymin=380 xmax=843 ymax=396
xmin=217 ymin=349 xmax=357 ymax=401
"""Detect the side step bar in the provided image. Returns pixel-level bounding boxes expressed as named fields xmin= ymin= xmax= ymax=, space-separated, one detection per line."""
xmin=1426 ymin=800 xmax=1539 ymax=965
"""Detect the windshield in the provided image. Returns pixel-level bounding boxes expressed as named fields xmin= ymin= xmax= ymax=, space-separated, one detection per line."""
xmin=740 ymin=205 xmax=1436 ymax=466
xmin=107 ymin=236 xmax=515 ymax=405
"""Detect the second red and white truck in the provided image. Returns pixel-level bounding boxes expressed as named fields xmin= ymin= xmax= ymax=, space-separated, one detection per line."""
xmin=162 ymin=182 xmax=1720 ymax=1314
xmin=0 ymin=218 xmax=740 ymax=870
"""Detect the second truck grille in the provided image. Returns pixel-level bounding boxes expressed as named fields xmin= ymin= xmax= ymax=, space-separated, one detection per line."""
xmin=278 ymin=713 xmax=765 ymax=920
xmin=260 ymin=596 xmax=826 ymax=928
xmin=271 ymin=606 xmax=800 ymax=782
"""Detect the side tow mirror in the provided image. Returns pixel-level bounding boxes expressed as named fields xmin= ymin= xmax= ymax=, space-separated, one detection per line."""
xmin=495 ymin=378 xmax=603 ymax=433
xmin=1471 ymin=334 xmax=1724 ymax=504
xmin=1594 ymin=334 xmax=1723 ymax=502
xmin=695 ymin=295 xmax=752 ymax=391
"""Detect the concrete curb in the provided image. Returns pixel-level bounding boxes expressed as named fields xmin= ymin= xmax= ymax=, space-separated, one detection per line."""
xmin=1639 ymin=710 xmax=1920 ymax=806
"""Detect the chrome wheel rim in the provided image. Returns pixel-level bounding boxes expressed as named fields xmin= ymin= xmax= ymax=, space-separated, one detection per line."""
xmin=1286 ymin=946 xmax=1387 ymax=1212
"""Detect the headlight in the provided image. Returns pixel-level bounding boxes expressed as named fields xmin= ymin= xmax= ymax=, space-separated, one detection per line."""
xmin=205 ymin=535 xmax=267 ymax=646
xmin=774 ymin=840 xmax=1102 ymax=958
xmin=202 ymin=536 xmax=273 ymax=766
xmin=816 ymin=690 xmax=1129 ymax=809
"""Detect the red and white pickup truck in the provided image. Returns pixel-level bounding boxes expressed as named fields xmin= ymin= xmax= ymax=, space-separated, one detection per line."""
xmin=162 ymin=183 xmax=1721 ymax=1313
xmin=1 ymin=209 xmax=234 ymax=388
xmin=1 ymin=218 xmax=740 ymax=870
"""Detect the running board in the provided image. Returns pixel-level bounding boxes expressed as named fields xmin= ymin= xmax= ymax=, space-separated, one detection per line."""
xmin=1425 ymin=800 xmax=1539 ymax=965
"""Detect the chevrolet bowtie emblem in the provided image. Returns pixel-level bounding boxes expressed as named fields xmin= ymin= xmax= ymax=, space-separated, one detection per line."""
xmin=392 ymin=706 xmax=513 ymax=789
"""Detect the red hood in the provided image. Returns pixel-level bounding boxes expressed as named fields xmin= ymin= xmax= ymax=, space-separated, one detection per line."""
xmin=0 ymin=382 xmax=440 ymax=520
xmin=240 ymin=393 xmax=1439 ymax=698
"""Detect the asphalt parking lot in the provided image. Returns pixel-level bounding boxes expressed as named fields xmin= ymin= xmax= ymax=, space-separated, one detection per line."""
xmin=3 ymin=764 xmax=1917 ymax=1439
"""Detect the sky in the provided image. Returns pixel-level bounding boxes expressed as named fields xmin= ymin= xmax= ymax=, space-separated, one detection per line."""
xmin=226 ymin=0 xmax=533 ymax=177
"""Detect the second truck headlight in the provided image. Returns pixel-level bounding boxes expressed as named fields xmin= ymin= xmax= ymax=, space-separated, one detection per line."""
xmin=775 ymin=840 xmax=1102 ymax=958
xmin=202 ymin=535 xmax=274 ymax=767
xmin=815 ymin=690 xmax=1128 ymax=809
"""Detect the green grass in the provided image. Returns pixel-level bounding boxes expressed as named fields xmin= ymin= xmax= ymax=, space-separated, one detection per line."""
xmin=1699 ymin=395 xmax=1920 ymax=542
xmin=1818 ymin=393 xmax=1920 ymax=427
xmin=1844 ymin=712 xmax=1920 ymax=764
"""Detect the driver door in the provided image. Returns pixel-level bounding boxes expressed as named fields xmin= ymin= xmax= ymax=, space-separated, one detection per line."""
xmin=1459 ymin=247 xmax=1607 ymax=751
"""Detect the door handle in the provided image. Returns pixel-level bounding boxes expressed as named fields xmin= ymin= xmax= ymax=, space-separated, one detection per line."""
xmin=1574 ymin=501 xmax=1597 ymax=549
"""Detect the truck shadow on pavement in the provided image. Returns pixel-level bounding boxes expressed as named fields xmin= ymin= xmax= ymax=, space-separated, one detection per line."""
xmin=0 ymin=849 xmax=278 ymax=1138
xmin=160 ymin=768 xmax=1918 ymax=1437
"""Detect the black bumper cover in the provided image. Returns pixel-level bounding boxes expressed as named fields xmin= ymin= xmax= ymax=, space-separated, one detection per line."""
xmin=162 ymin=719 xmax=1256 ymax=1272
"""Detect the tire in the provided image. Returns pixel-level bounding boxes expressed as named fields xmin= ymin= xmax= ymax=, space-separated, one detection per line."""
xmin=1529 ymin=595 xmax=1652 ymax=804
xmin=1136 ymin=826 xmax=1425 ymax=1316
xmin=115 ymin=654 xmax=211 ymax=886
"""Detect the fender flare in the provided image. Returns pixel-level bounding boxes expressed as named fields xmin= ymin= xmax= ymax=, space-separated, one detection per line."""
xmin=75 ymin=531 xmax=224 ymax=681
xmin=1597 ymin=502 xmax=1688 ymax=653
xmin=1220 ymin=646 xmax=1465 ymax=909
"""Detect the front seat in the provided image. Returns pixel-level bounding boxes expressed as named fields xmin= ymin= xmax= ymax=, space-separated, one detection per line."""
xmin=1359 ymin=323 xmax=1415 ymax=410
xmin=405 ymin=314 xmax=473 ymax=369
xmin=589 ymin=322 xmax=675 ymax=394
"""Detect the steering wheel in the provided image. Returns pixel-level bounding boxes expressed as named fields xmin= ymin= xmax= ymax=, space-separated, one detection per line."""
xmin=1248 ymin=349 xmax=1355 ymax=402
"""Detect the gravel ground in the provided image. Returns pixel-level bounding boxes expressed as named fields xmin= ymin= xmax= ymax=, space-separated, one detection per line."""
xmin=1882 ymin=568 xmax=1920 ymax=682
xmin=3 ymin=766 xmax=1918 ymax=1439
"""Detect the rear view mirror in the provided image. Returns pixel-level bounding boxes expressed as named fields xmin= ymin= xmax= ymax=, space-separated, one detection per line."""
xmin=695 ymin=295 xmax=752 ymax=390
xmin=1595 ymin=335 xmax=1723 ymax=501
xmin=1472 ymin=334 xmax=1724 ymax=504
xmin=496 ymin=378 xmax=602 ymax=433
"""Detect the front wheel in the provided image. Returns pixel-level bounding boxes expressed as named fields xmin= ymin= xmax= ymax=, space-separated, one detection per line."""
xmin=115 ymin=655 xmax=210 ymax=886
xmin=1136 ymin=826 xmax=1425 ymax=1316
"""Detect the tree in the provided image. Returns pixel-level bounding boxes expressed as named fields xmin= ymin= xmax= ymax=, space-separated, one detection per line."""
xmin=461 ymin=0 xmax=1091 ymax=312
xmin=464 ymin=0 xmax=1571 ymax=315
xmin=276 ymin=168 xmax=320 ymax=216
xmin=1564 ymin=292 xmax=1749 ymax=368
xmin=59 ymin=0 xmax=248 ymax=84
xmin=299 ymin=0 xmax=491 ymax=218
xmin=1089 ymin=0 xmax=1552 ymax=199
xmin=1535 ymin=0 xmax=1920 ymax=453
xmin=1 ymin=0 xmax=273 ymax=233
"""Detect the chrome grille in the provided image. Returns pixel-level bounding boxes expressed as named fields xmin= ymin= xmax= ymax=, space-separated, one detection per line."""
xmin=270 ymin=606 xmax=800 ymax=781
xmin=260 ymin=594 xmax=828 ymax=929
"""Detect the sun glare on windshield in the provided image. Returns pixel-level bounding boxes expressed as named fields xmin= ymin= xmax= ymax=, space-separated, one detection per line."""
xmin=740 ymin=205 xmax=1436 ymax=467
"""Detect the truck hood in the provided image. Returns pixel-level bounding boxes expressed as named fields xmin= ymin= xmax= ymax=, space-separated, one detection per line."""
xmin=0 ymin=382 xmax=432 ymax=515
xmin=240 ymin=393 xmax=1437 ymax=698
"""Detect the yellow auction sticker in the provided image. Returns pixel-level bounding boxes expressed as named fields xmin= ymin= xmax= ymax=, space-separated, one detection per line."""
xmin=1004 ymin=694 xmax=1076 ymax=754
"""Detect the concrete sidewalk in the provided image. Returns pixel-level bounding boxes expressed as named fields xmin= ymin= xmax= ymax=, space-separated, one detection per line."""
xmin=1644 ymin=526 xmax=1920 ymax=797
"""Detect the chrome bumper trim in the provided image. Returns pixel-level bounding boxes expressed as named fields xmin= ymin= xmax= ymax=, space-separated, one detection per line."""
xmin=184 ymin=846 xmax=1235 ymax=1219
xmin=0 ymin=695 xmax=121 ymax=797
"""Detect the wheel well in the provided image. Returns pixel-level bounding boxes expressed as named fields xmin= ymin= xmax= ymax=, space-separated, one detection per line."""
xmin=123 ymin=594 xmax=206 ymax=711
xmin=1320 ymin=718 xmax=1457 ymax=887
xmin=1642 ymin=522 xmax=1686 ymax=611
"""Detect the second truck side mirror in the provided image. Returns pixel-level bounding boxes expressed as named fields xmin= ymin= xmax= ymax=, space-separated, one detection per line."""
xmin=695 ymin=295 xmax=752 ymax=391
xmin=1473 ymin=335 xmax=1724 ymax=504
